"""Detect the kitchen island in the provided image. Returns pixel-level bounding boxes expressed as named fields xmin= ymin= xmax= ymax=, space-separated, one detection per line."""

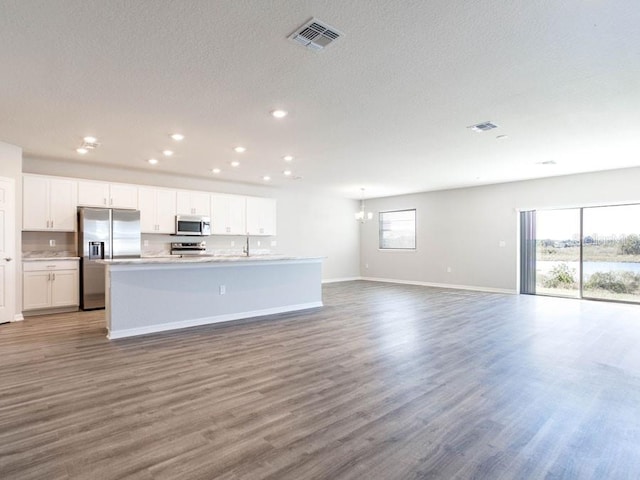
xmin=100 ymin=255 xmax=324 ymax=339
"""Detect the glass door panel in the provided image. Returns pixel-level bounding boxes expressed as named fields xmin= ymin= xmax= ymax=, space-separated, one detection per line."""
xmin=535 ymin=208 xmax=581 ymax=298
xmin=582 ymin=204 xmax=640 ymax=303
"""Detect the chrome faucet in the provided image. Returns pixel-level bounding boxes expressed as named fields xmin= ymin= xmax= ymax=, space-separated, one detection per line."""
xmin=242 ymin=235 xmax=250 ymax=256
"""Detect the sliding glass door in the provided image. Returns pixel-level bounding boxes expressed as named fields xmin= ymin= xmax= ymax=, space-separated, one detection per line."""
xmin=534 ymin=208 xmax=581 ymax=298
xmin=521 ymin=204 xmax=640 ymax=304
xmin=582 ymin=204 xmax=640 ymax=303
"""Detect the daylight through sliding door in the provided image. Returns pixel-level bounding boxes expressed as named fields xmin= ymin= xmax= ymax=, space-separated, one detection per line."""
xmin=582 ymin=204 xmax=640 ymax=303
xmin=534 ymin=209 xmax=581 ymax=298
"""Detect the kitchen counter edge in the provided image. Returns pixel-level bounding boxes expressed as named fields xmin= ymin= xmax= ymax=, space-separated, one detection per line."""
xmin=23 ymin=256 xmax=80 ymax=262
xmin=98 ymin=255 xmax=324 ymax=266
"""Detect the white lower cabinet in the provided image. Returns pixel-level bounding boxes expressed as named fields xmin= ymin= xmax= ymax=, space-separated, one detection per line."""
xmin=23 ymin=260 xmax=79 ymax=311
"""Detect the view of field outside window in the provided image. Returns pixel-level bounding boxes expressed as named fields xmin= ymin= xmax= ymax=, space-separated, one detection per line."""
xmin=582 ymin=204 xmax=640 ymax=303
xmin=534 ymin=205 xmax=640 ymax=303
xmin=535 ymin=208 xmax=581 ymax=298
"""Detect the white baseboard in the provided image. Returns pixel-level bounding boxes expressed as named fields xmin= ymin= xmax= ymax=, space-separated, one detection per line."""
xmin=322 ymin=277 xmax=361 ymax=284
xmin=359 ymin=276 xmax=516 ymax=295
xmin=107 ymin=301 xmax=323 ymax=340
xmin=13 ymin=313 xmax=24 ymax=322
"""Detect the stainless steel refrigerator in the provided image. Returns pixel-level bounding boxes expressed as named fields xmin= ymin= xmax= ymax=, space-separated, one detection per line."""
xmin=78 ymin=207 xmax=141 ymax=310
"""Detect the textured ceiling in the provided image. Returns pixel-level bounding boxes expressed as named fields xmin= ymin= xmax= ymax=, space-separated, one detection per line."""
xmin=1 ymin=0 xmax=639 ymax=198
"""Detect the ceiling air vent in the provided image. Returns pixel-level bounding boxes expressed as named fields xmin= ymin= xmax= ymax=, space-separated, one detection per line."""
xmin=81 ymin=140 xmax=100 ymax=150
xmin=468 ymin=121 xmax=498 ymax=133
xmin=289 ymin=18 xmax=343 ymax=51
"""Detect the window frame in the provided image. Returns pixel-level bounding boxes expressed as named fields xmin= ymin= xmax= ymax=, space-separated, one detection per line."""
xmin=378 ymin=208 xmax=417 ymax=251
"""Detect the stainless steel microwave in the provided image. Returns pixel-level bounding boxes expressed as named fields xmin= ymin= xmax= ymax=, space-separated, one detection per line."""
xmin=175 ymin=215 xmax=211 ymax=236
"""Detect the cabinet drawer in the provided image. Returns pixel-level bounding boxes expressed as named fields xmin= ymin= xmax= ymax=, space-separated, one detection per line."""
xmin=23 ymin=260 xmax=79 ymax=272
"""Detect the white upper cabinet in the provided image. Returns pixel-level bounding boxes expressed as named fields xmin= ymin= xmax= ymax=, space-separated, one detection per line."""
xmin=246 ymin=196 xmax=276 ymax=236
xmin=77 ymin=180 xmax=109 ymax=207
xmin=23 ymin=174 xmax=277 ymax=238
xmin=23 ymin=175 xmax=77 ymax=231
xmin=77 ymin=180 xmax=138 ymax=209
xmin=138 ymin=187 xmax=177 ymax=234
xmin=109 ymin=183 xmax=138 ymax=209
xmin=211 ymin=194 xmax=246 ymax=235
xmin=176 ymin=190 xmax=210 ymax=217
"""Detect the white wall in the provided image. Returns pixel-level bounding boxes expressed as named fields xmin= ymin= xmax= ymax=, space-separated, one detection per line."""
xmin=0 ymin=141 xmax=23 ymax=317
xmin=361 ymin=167 xmax=640 ymax=293
xmin=23 ymin=157 xmax=360 ymax=281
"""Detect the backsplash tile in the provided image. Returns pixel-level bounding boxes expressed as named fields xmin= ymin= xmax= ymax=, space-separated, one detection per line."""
xmin=22 ymin=231 xmax=76 ymax=257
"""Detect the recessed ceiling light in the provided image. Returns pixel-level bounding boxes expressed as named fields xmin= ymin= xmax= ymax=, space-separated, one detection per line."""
xmin=537 ymin=160 xmax=557 ymax=165
xmin=76 ymin=147 xmax=88 ymax=155
xmin=234 ymin=146 xmax=246 ymax=153
xmin=170 ymin=133 xmax=184 ymax=141
xmin=162 ymin=150 xmax=174 ymax=156
xmin=271 ymin=109 xmax=288 ymax=119
xmin=211 ymin=168 xmax=221 ymax=174
xmin=83 ymin=136 xmax=97 ymax=143
xmin=283 ymin=155 xmax=294 ymax=162
xmin=496 ymin=135 xmax=509 ymax=140
xmin=148 ymin=158 xmax=158 ymax=165
xmin=283 ymin=170 xmax=292 ymax=176
xmin=231 ymin=161 xmax=240 ymax=167
xmin=263 ymin=175 xmax=271 ymax=181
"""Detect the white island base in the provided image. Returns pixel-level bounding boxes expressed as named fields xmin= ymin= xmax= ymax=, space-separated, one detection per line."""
xmin=103 ymin=256 xmax=323 ymax=339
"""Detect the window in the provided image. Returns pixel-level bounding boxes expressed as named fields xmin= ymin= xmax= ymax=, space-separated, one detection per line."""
xmin=379 ymin=209 xmax=416 ymax=250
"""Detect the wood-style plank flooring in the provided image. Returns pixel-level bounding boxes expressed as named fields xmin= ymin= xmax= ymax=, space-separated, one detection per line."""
xmin=1 ymin=281 xmax=640 ymax=479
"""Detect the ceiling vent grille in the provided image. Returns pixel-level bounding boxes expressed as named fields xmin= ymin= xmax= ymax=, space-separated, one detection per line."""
xmin=289 ymin=18 xmax=343 ymax=51
xmin=81 ymin=140 xmax=100 ymax=149
xmin=468 ymin=121 xmax=498 ymax=132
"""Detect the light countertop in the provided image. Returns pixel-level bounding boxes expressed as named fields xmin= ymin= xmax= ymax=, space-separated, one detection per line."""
xmin=23 ymin=256 xmax=80 ymax=262
xmin=99 ymin=255 xmax=323 ymax=266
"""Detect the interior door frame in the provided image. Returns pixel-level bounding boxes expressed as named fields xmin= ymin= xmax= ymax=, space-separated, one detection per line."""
xmin=0 ymin=176 xmax=16 ymax=323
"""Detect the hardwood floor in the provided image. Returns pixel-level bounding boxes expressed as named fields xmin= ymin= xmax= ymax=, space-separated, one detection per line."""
xmin=1 ymin=281 xmax=640 ymax=479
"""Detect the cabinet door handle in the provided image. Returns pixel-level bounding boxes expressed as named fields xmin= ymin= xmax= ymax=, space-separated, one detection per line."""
xmin=110 ymin=198 xmax=113 ymax=206
xmin=48 ymin=273 xmax=51 ymax=281
xmin=103 ymin=198 xmax=107 ymax=205
xmin=51 ymin=220 xmax=54 ymax=228
xmin=3 ymin=257 xmax=12 ymax=262
xmin=46 ymin=220 xmax=50 ymax=228
xmin=52 ymin=273 xmax=56 ymax=281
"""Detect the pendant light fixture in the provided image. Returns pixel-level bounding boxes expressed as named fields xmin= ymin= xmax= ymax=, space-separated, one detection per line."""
xmin=355 ymin=188 xmax=373 ymax=223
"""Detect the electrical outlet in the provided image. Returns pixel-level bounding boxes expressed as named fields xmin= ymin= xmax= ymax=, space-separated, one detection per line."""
xmin=231 ymin=241 xmax=235 ymax=247
xmin=257 ymin=240 xmax=261 ymax=247
xmin=143 ymin=240 xmax=149 ymax=247
xmin=447 ymin=266 xmax=452 ymax=273
xmin=498 ymin=240 xmax=506 ymax=247
xmin=219 ymin=285 xmax=226 ymax=295
xmin=49 ymin=239 xmax=56 ymax=247
xmin=365 ymin=263 xmax=369 ymax=269
xmin=271 ymin=240 xmax=277 ymax=247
